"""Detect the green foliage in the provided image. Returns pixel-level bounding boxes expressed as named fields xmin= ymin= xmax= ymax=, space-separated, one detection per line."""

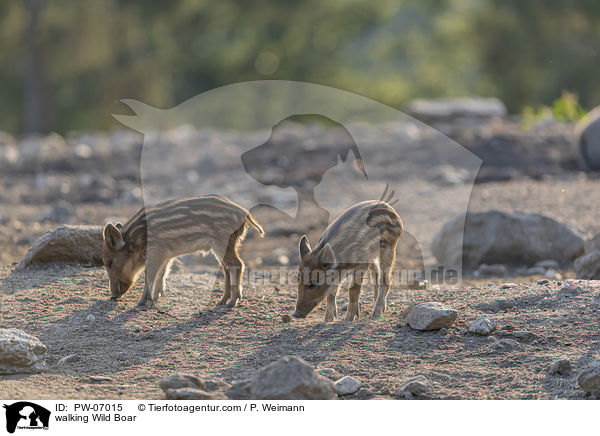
xmin=521 ymin=92 xmax=587 ymax=129
xmin=0 ymin=0 xmax=599 ymax=134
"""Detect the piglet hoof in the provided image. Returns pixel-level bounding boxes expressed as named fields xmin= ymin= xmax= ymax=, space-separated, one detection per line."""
xmin=226 ymin=300 xmax=239 ymax=309
xmin=135 ymin=300 xmax=154 ymax=311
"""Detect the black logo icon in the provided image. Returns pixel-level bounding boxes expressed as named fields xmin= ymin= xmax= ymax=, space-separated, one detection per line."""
xmin=3 ymin=402 xmax=50 ymax=434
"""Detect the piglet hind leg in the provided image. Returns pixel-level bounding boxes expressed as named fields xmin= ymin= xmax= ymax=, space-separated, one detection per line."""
xmin=324 ymin=290 xmax=338 ymax=322
xmin=345 ymin=277 xmax=362 ymax=322
xmin=372 ymin=249 xmax=395 ymax=318
xmin=216 ymin=264 xmax=232 ymax=306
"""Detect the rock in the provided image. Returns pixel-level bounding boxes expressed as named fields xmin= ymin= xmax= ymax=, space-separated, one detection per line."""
xmin=548 ymin=359 xmax=573 ymax=376
xmin=159 ymin=374 xmax=204 ymax=391
xmin=578 ymin=362 xmax=600 ymax=396
xmin=405 ymin=302 xmax=458 ymax=331
xmin=0 ymin=329 xmax=47 ymax=375
xmin=535 ymin=259 xmax=560 ymax=270
xmin=537 ymin=279 xmax=549 ymax=285
xmin=249 ymin=356 xmax=336 ymax=400
xmin=334 ymin=376 xmax=361 ymax=396
xmin=475 ymin=264 xmax=507 ymax=278
xmin=56 ymin=354 xmax=79 ymax=366
xmin=407 ymin=97 xmax=507 ymax=123
xmin=317 ymin=368 xmax=336 ymax=377
xmin=88 ymin=376 xmax=114 ymax=383
xmin=500 ymin=283 xmax=516 ymax=289
xmin=584 ymin=233 xmax=600 ymax=254
xmin=558 ymin=283 xmax=583 ymax=297
xmin=203 ymin=380 xmax=231 ymax=392
xmin=17 ymin=225 xmax=104 ymax=269
xmin=226 ymin=379 xmax=251 ymax=400
xmin=281 ymin=314 xmax=291 ymax=323
xmin=398 ymin=375 xmax=432 ymax=397
xmin=526 ymin=266 xmax=547 ymax=276
xmin=513 ymin=331 xmax=537 ymax=342
xmin=545 ymin=269 xmax=561 ymax=280
xmin=574 ymin=250 xmax=600 ymax=279
xmin=431 ymin=211 xmax=584 ymax=269
xmin=574 ymin=106 xmax=600 ymax=171
xmin=85 ymin=314 xmax=96 ymax=322
xmin=468 ymin=315 xmax=497 ymax=335
xmin=165 ymin=388 xmax=224 ymax=400
xmin=493 ymin=338 xmax=519 ymax=352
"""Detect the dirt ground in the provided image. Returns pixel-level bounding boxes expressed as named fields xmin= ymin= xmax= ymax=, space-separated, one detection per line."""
xmin=1 ymin=120 xmax=600 ymax=400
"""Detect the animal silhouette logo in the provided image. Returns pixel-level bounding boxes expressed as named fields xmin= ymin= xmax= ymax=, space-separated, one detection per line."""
xmin=3 ymin=402 xmax=50 ymax=433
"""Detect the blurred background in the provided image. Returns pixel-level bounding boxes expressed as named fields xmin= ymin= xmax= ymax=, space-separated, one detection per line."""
xmin=1 ymin=0 xmax=599 ymax=134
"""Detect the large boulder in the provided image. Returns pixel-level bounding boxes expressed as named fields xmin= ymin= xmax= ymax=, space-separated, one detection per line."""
xmin=250 ymin=356 xmax=336 ymax=400
xmin=431 ymin=211 xmax=584 ymax=269
xmin=574 ymin=251 xmax=600 ymax=279
xmin=17 ymin=225 xmax=103 ymax=269
xmin=0 ymin=329 xmax=47 ymax=374
xmin=404 ymin=302 xmax=457 ymax=331
xmin=578 ymin=362 xmax=600 ymax=396
xmin=574 ymin=106 xmax=600 ymax=171
xmin=407 ymin=97 xmax=506 ymax=123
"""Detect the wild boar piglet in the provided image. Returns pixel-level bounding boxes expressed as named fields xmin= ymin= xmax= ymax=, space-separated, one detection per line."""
xmin=293 ymin=199 xmax=403 ymax=322
xmin=102 ymin=195 xmax=264 ymax=309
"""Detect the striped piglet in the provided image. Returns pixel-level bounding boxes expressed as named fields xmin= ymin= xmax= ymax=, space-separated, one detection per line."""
xmin=293 ymin=197 xmax=403 ymax=322
xmin=102 ymin=195 xmax=264 ymax=309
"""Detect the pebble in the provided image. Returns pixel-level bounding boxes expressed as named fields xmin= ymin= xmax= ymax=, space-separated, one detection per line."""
xmin=548 ymin=359 xmax=572 ymax=376
xmin=398 ymin=375 xmax=431 ymax=397
xmin=281 ymin=314 xmax=291 ymax=323
xmin=334 ymin=376 xmax=361 ymax=396
xmin=500 ymin=283 xmax=516 ymax=289
xmin=494 ymin=338 xmax=519 ymax=352
xmin=85 ymin=314 xmax=96 ymax=322
xmin=88 ymin=376 xmax=114 ymax=383
xmin=537 ymin=279 xmax=549 ymax=285
xmin=468 ymin=315 xmax=497 ymax=336
xmin=318 ymin=368 xmax=336 ymax=376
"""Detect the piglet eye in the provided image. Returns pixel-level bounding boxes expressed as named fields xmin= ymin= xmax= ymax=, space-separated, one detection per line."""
xmin=106 ymin=259 xmax=113 ymax=268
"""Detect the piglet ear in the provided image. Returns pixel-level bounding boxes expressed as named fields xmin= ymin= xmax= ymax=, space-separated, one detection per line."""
xmin=299 ymin=235 xmax=311 ymax=260
xmin=103 ymin=223 xmax=125 ymax=250
xmin=115 ymin=222 xmax=123 ymax=230
xmin=319 ymin=243 xmax=338 ymax=269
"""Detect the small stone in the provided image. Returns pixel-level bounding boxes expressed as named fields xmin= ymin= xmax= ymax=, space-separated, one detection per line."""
xmin=494 ymin=338 xmax=519 ymax=352
xmin=85 ymin=314 xmax=96 ymax=322
xmin=548 ymin=359 xmax=573 ymax=376
xmin=159 ymin=374 xmax=204 ymax=391
xmin=558 ymin=283 xmax=583 ymax=297
xmin=88 ymin=376 xmax=114 ymax=383
xmin=398 ymin=375 xmax=431 ymax=397
xmin=56 ymin=354 xmax=79 ymax=366
xmin=545 ymin=269 xmax=561 ymax=280
xmin=250 ymin=356 xmax=336 ymax=400
xmin=500 ymin=283 xmax=516 ymax=289
xmin=578 ymin=362 xmax=600 ymax=396
xmin=317 ymin=368 xmax=336 ymax=376
xmin=334 ymin=376 xmax=361 ymax=396
xmin=405 ymin=302 xmax=458 ymax=331
xmin=281 ymin=314 xmax=291 ymax=323
xmin=468 ymin=315 xmax=497 ymax=336
xmin=537 ymin=279 xmax=549 ymax=285
xmin=527 ymin=267 xmax=547 ymax=276
xmin=535 ymin=260 xmax=560 ymax=269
